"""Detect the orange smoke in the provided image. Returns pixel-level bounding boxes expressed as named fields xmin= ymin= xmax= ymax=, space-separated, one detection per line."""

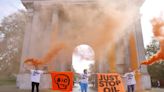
xmin=24 ymin=43 xmax=65 ymax=66
xmin=24 ymin=58 xmax=43 ymax=67
xmin=141 ymin=17 xmax=164 ymax=65
xmin=24 ymin=1 xmax=139 ymax=67
xmin=41 ymin=43 xmax=65 ymax=63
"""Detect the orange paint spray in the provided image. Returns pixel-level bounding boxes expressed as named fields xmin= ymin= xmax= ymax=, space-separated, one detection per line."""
xmin=141 ymin=17 xmax=164 ymax=65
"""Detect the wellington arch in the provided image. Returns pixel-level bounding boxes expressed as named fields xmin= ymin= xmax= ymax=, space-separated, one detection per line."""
xmin=17 ymin=0 xmax=151 ymax=91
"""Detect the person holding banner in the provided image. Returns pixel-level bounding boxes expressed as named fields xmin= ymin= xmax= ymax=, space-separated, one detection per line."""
xmin=30 ymin=66 xmax=45 ymax=92
xmin=80 ymin=69 xmax=89 ymax=92
xmin=123 ymin=68 xmax=136 ymax=92
xmin=25 ymin=65 xmax=45 ymax=92
xmin=24 ymin=64 xmax=48 ymax=92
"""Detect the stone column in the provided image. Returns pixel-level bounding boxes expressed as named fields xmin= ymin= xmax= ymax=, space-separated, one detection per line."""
xmin=19 ymin=7 xmax=34 ymax=73
xmin=133 ymin=19 xmax=151 ymax=90
xmin=16 ymin=6 xmax=34 ymax=88
xmin=17 ymin=2 xmax=55 ymax=89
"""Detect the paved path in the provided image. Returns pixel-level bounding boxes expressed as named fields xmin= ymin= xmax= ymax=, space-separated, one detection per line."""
xmin=0 ymin=84 xmax=164 ymax=92
xmin=73 ymin=84 xmax=96 ymax=92
xmin=0 ymin=84 xmax=96 ymax=92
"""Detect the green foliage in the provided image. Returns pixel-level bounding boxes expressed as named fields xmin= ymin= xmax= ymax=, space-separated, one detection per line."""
xmin=145 ymin=39 xmax=160 ymax=59
xmin=148 ymin=62 xmax=164 ymax=80
xmin=145 ymin=38 xmax=164 ymax=80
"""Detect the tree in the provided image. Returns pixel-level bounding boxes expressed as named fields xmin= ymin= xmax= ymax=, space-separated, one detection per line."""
xmin=145 ymin=38 xmax=164 ymax=86
xmin=0 ymin=10 xmax=27 ymax=77
xmin=145 ymin=38 xmax=160 ymax=59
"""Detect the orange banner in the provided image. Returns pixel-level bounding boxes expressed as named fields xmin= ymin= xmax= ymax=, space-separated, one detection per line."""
xmin=97 ymin=73 xmax=125 ymax=92
xmin=51 ymin=72 xmax=74 ymax=91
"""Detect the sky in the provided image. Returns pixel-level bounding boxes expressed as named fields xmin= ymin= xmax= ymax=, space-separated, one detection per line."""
xmin=0 ymin=0 xmax=25 ymax=22
xmin=140 ymin=0 xmax=164 ymax=47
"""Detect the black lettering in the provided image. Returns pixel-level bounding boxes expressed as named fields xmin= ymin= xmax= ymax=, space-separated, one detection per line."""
xmin=104 ymin=75 xmax=109 ymax=81
xmin=99 ymin=75 xmax=103 ymax=80
xmin=113 ymin=87 xmax=120 ymax=92
xmin=114 ymin=75 xmax=119 ymax=80
xmin=104 ymin=87 xmax=110 ymax=92
xmin=101 ymin=75 xmax=111 ymax=81
xmin=99 ymin=81 xmax=104 ymax=87
xmin=104 ymin=81 xmax=109 ymax=86
xmin=111 ymin=87 xmax=114 ymax=92
xmin=100 ymin=75 xmax=120 ymax=81
xmin=109 ymin=81 xmax=115 ymax=86
xmin=109 ymin=75 xmax=115 ymax=81
xmin=103 ymin=86 xmax=120 ymax=92
xmin=115 ymin=80 xmax=121 ymax=85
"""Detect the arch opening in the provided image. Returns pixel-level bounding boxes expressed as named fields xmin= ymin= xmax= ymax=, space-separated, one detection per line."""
xmin=72 ymin=44 xmax=95 ymax=73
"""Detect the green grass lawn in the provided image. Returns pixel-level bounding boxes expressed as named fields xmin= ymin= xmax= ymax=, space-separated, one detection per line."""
xmin=0 ymin=77 xmax=16 ymax=86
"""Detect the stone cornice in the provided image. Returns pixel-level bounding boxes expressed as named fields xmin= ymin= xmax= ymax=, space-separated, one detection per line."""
xmin=22 ymin=0 xmax=96 ymax=10
xmin=22 ymin=0 xmax=145 ymax=9
xmin=22 ymin=0 xmax=95 ymax=7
